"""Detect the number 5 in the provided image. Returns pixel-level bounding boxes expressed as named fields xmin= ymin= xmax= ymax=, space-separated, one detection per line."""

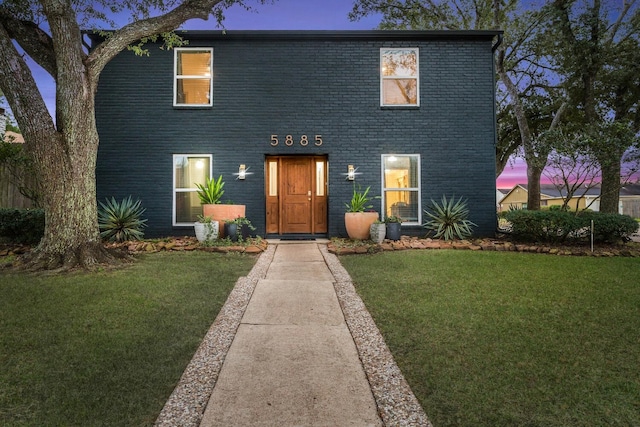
xmin=315 ymin=135 xmax=323 ymax=146
xmin=270 ymin=135 xmax=278 ymax=146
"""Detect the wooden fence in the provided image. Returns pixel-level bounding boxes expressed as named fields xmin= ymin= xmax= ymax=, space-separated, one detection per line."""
xmin=0 ymin=164 xmax=34 ymax=209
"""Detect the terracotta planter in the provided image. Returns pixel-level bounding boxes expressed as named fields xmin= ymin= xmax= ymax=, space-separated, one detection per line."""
xmin=345 ymin=212 xmax=378 ymax=240
xmin=203 ymin=204 xmax=246 ymax=237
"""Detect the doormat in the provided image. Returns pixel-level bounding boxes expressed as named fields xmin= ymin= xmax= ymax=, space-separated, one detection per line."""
xmin=279 ymin=237 xmax=316 ymax=241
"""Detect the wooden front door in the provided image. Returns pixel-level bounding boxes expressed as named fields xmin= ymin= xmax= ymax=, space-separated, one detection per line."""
xmin=266 ymin=156 xmax=328 ymax=235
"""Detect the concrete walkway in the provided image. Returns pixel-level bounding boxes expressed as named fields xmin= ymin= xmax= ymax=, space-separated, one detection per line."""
xmin=155 ymin=242 xmax=429 ymax=427
xmin=199 ymin=243 xmax=382 ymax=426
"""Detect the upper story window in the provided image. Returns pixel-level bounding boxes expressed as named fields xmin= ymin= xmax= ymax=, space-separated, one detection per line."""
xmin=174 ymin=48 xmax=213 ymax=107
xmin=380 ymin=48 xmax=419 ymax=107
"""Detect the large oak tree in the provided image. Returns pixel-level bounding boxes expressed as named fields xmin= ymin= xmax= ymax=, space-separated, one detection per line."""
xmin=541 ymin=0 xmax=640 ymax=213
xmin=0 ymin=0 xmax=261 ymax=270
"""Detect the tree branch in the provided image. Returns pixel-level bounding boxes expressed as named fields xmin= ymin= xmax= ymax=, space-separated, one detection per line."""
xmin=0 ymin=8 xmax=57 ymax=78
xmin=86 ymin=0 xmax=226 ymax=82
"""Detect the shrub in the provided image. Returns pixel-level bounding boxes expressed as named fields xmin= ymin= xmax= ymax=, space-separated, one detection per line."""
xmin=424 ymin=195 xmax=477 ymax=240
xmin=504 ymin=210 xmax=581 ymax=243
xmin=504 ymin=210 xmax=638 ymax=243
xmin=98 ymin=196 xmax=147 ymax=242
xmin=0 ymin=208 xmax=45 ymax=244
xmin=578 ymin=211 xmax=639 ymax=243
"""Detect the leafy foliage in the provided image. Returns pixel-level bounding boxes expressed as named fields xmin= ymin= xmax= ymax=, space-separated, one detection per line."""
xmin=423 ymin=195 xmax=476 ymax=240
xmin=195 ymin=175 xmax=224 ymax=205
xmin=504 ymin=210 xmax=638 ymax=243
xmin=98 ymin=196 xmax=147 ymax=242
xmin=0 ymin=208 xmax=44 ymax=244
xmin=345 ymin=184 xmax=376 ymax=212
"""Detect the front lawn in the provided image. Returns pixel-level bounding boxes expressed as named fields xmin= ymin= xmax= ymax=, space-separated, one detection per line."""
xmin=339 ymin=250 xmax=640 ymax=427
xmin=0 ymin=251 xmax=255 ymax=426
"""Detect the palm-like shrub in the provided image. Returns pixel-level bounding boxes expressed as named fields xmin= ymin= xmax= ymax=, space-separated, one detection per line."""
xmin=98 ymin=196 xmax=147 ymax=242
xmin=195 ymin=175 xmax=225 ymax=204
xmin=424 ymin=195 xmax=476 ymax=240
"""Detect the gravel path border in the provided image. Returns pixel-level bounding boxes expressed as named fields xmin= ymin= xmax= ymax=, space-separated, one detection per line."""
xmin=155 ymin=243 xmax=431 ymax=426
xmin=155 ymin=245 xmax=275 ymax=427
xmin=320 ymin=245 xmax=432 ymax=427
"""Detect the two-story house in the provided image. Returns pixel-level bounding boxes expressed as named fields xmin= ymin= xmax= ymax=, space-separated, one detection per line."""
xmin=92 ymin=30 xmax=501 ymax=239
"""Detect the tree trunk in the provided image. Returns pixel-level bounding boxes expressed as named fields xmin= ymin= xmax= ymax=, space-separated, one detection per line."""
xmin=526 ymin=164 xmax=543 ymax=210
xmin=598 ymin=157 xmax=621 ymax=214
xmin=20 ymin=101 xmax=125 ymax=270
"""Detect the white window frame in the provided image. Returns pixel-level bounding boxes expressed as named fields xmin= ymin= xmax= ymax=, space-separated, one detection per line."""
xmin=174 ymin=47 xmax=213 ymax=107
xmin=173 ymin=154 xmax=213 ymax=226
xmin=380 ymin=47 xmax=420 ymax=107
xmin=381 ymin=154 xmax=421 ymax=225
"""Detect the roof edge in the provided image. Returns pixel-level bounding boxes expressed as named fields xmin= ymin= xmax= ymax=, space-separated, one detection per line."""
xmin=86 ymin=29 xmax=502 ymax=43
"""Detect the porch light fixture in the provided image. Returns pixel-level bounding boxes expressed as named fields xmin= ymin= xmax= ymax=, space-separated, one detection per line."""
xmin=235 ymin=164 xmax=252 ymax=180
xmin=347 ymin=164 xmax=355 ymax=181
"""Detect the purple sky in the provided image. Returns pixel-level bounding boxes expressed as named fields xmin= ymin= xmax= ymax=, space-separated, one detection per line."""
xmin=26 ymin=0 xmax=525 ymax=188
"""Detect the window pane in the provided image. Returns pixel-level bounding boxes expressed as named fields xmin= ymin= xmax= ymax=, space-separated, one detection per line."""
xmin=268 ymin=161 xmax=278 ymax=196
xmin=175 ymin=156 xmax=210 ymax=189
xmin=176 ymin=79 xmax=211 ymax=105
xmin=382 ymin=49 xmax=417 ymax=77
xmin=383 ymin=79 xmax=417 ymax=105
xmin=177 ymin=51 xmax=211 ymax=76
xmin=175 ymin=191 xmax=202 ymax=223
xmin=385 ymin=191 xmax=419 ymax=222
xmin=316 ymin=161 xmax=325 ymax=196
xmin=383 ymin=155 xmax=419 ymax=188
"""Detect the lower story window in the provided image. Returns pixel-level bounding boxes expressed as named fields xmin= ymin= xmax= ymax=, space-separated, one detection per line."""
xmin=382 ymin=154 xmax=421 ymax=224
xmin=173 ymin=154 xmax=212 ymax=225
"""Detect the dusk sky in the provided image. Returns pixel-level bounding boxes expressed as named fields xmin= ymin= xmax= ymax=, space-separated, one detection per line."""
xmin=26 ymin=0 xmax=527 ymax=188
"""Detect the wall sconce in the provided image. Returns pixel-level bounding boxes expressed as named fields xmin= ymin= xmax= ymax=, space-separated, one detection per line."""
xmin=238 ymin=164 xmax=247 ymax=180
xmin=347 ymin=164 xmax=355 ymax=181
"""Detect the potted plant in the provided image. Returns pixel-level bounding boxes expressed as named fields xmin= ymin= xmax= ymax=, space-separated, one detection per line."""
xmin=224 ymin=219 xmax=239 ymax=242
xmin=196 ymin=175 xmax=245 ymax=236
xmin=384 ymin=215 xmax=402 ymax=241
xmin=369 ymin=219 xmax=386 ymax=244
xmin=237 ymin=217 xmax=256 ymax=240
xmin=344 ymin=184 xmax=379 ymax=240
xmin=196 ymin=175 xmax=225 ymax=210
xmin=194 ymin=215 xmax=219 ymax=243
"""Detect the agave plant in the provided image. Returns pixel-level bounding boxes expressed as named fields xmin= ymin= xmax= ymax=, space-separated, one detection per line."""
xmin=423 ymin=195 xmax=477 ymax=241
xmin=98 ymin=196 xmax=147 ymax=242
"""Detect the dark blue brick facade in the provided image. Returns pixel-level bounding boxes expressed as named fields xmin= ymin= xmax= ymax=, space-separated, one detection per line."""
xmin=94 ymin=31 xmax=500 ymax=238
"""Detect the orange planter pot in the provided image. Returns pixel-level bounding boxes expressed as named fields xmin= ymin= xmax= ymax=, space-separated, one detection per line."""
xmin=202 ymin=204 xmax=246 ymax=237
xmin=344 ymin=212 xmax=379 ymax=240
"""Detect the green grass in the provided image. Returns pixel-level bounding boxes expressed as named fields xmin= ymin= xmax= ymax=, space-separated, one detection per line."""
xmin=339 ymin=250 xmax=640 ymax=427
xmin=0 ymin=251 xmax=256 ymax=426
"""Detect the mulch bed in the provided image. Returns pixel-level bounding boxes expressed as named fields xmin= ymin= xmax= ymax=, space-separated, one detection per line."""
xmin=328 ymin=235 xmax=640 ymax=257
xmin=0 ymin=237 xmax=268 ymax=258
xmin=2 ymin=235 xmax=639 ymax=259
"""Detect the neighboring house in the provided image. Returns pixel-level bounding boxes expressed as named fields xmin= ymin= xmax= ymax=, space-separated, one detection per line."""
xmin=92 ymin=30 xmax=501 ymax=238
xmin=2 ymin=131 xmax=24 ymax=143
xmin=620 ymin=184 xmax=640 ymax=218
xmin=496 ymin=188 xmax=509 ymax=209
xmin=499 ymin=183 xmax=640 ymax=217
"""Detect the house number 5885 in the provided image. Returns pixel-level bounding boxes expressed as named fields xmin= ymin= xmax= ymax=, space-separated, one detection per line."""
xmin=270 ymin=134 xmax=323 ymax=147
